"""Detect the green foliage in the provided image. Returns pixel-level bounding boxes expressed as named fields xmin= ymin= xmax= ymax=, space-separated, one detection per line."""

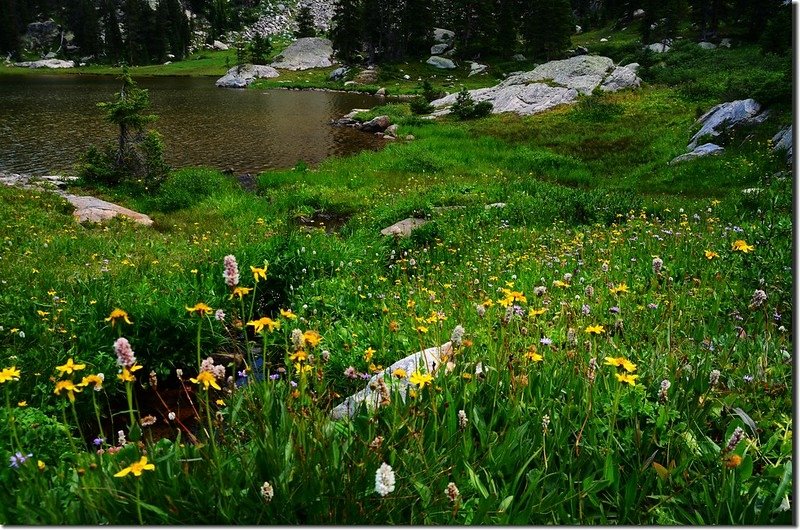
xmin=409 ymin=96 xmax=434 ymax=115
xmin=451 ymin=87 xmax=492 ymax=120
xmin=521 ymin=0 xmax=574 ymax=60
xmin=420 ymin=79 xmax=445 ymax=102
xmin=294 ymin=5 xmax=317 ymax=38
xmin=149 ymin=168 xmax=232 ymax=213
xmin=249 ymin=33 xmax=272 ymax=64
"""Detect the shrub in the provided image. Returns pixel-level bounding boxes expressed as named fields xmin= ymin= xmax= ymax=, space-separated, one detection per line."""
xmin=451 ymin=87 xmax=493 ymax=120
xmin=420 ymin=80 xmax=445 ymax=102
xmin=150 ymin=168 xmax=232 ymax=212
xmin=409 ymin=96 xmax=434 ymax=115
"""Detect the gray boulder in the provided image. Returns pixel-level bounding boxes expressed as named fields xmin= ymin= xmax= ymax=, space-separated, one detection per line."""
xmin=271 ymin=37 xmax=334 ymax=70
xmin=14 ymin=59 xmax=75 ymax=69
xmin=624 ymin=62 xmax=640 ymax=73
xmin=212 ymin=40 xmax=229 ymax=50
xmin=720 ymin=38 xmax=732 ymax=48
xmin=433 ymin=28 xmax=455 ymax=43
xmin=329 ymin=66 xmax=348 ymax=80
xmin=427 ymin=55 xmax=456 ymax=69
xmin=647 ymin=42 xmax=671 ymax=53
xmin=512 ymin=53 xmax=527 ymax=61
xmin=468 ymin=61 xmax=488 ymax=76
xmin=570 ymin=46 xmax=589 ymax=57
xmin=375 ymin=87 xmax=387 ymax=96
xmin=24 ymin=20 xmax=60 ymax=51
xmin=215 ymin=64 xmax=279 ymax=88
xmin=600 ymin=65 xmax=641 ymax=92
xmin=688 ymin=98 xmax=765 ymax=150
xmin=431 ymin=43 xmax=449 ymax=55
xmin=431 ymin=55 xmax=640 ymax=117
xmin=359 ymin=115 xmax=391 ymax=133
xmin=698 ymin=41 xmax=717 ymax=49
xmin=380 ymin=217 xmax=428 ymax=237
xmin=330 ymin=342 xmax=452 ymax=420
xmin=772 ymin=125 xmax=793 ymax=163
xmin=669 ymin=143 xmax=724 ymax=164
xmin=633 ymin=8 xmax=646 ymax=18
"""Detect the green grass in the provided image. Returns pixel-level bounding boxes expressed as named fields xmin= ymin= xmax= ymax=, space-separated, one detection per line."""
xmin=0 ymin=31 xmax=792 ymax=524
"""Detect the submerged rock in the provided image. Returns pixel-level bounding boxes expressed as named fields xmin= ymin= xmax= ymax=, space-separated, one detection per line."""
xmin=431 ymin=55 xmax=640 ymax=116
xmin=271 ymin=37 xmax=334 ymax=70
xmin=215 ymin=64 xmax=279 ymax=88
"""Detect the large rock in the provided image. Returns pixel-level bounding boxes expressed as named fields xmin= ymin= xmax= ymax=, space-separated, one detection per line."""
xmin=329 ymin=66 xmax=348 ymax=80
xmin=212 ymin=40 xmax=229 ymax=50
xmin=23 ymin=20 xmax=60 ymax=51
xmin=330 ymin=342 xmax=452 ymax=420
xmin=215 ymin=64 xmax=279 ymax=88
xmin=772 ymin=125 xmax=793 ymax=163
xmin=380 ymin=217 xmax=428 ymax=237
xmin=65 ymin=194 xmax=153 ymax=226
xmin=427 ymin=55 xmax=456 ymax=69
xmin=468 ymin=61 xmax=488 ymax=76
xmin=14 ymin=59 xmax=75 ymax=69
xmin=433 ymin=28 xmax=455 ymax=43
xmin=669 ymin=143 xmax=724 ymax=164
xmin=358 ymin=115 xmax=391 ymax=133
xmin=600 ymin=65 xmax=641 ymax=92
xmin=430 ymin=43 xmax=450 ymax=55
xmin=431 ymin=55 xmax=639 ymax=117
xmin=271 ymin=37 xmax=334 ymax=70
xmin=353 ymin=67 xmax=379 ymax=84
xmin=688 ymin=98 xmax=765 ymax=150
xmin=647 ymin=42 xmax=671 ymax=53
xmin=697 ymin=41 xmax=717 ymax=50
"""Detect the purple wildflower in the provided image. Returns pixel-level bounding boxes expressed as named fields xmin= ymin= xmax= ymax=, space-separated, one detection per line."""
xmin=540 ymin=337 xmax=553 ymax=346
xmin=647 ymin=303 xmax=658 ymax=310
xmin=93 ymin=437 xmax=104 ymax=447
xmin=9 ymin=452 xmax=32 ymax=468
xmin=743 ymin=374 xmax=754 ymax=383
xmin=582 ymin=304 xmax=591 ymax=315
xmin=113 ymin=337 xmax=136 ymax=368
xmin=609 ymin=306 xmax=620 ymax=314
xmin=223 ymin=255 xmax=239 ymax=288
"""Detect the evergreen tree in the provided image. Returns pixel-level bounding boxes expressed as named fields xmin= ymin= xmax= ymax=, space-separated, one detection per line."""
xmin=158 ymin=0 xmax=191 ymax=60
xmin=249 ymin=33 xmax=272 ymax=63
xmin=0 ymin=0 xmax=21 ymax=57
xmin=124 ymin=0 xmax=151 ymax=65
xmin=522 ymin=0 xmax=574 ymax=60
xmin=68 ymin=0 xmax=102 ymax=58
xmin=493 ymin=0 xmax=522 ymax=57
xmin=402 ymin=0 xmax=433 ymax=57
xmin=294 ymin=4 xmax=317 ymax=37
xmin=330 ymin=0 xmax=362 ymax=62
xmin=101 ymin=0 xmax=125 ymax=63
xmin=209 ymin=0 xmax=231 ymax=41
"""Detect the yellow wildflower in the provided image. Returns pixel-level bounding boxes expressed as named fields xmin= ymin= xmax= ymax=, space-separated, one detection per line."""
xmin=529 ymin=308 xmax=546 ymax=317
xmin=37 ymin=460 xmax=45 ymax=471
xmin=731 ymin=240 xmax=754 ymax=253
xmin=0 ymin=366 xmax=21 ymax=384
xmin=251 ymin=265 xmax=268 ymax=283
xmin=289 ymin=350 xmax=308 ymax=362
xmin=17 ymin=401 xmax=27 ymax=407
xmin=190 ymin=371 xmax=221 ymax=391
xmin=303 ymin=330 xmax=322 ymax=348
xmin=392 ymin=368 xmax=407 ymax=379
xmin=525 ymin=346 xmax=543 ymax=362
xmin=186 ymin=303 xmax=213 ymax=317
xmin=294 ymin=363 xmax=312 ymax=374
xmin=585 ymin=324 xmax=605 ymax=334
xmin=280 ymin=309 xmax=297 ymax=320
xmin=409 ymin=370 xmax=433 ymax=388
xmin=54 ymin=380 xmax=82 ymax=402
xmin=553 ymin=280 xmax=569 ymax=288
xmin=114 ymin=456 xmax=155 ymax=478
xmin=615 ymin=373 xmax=639 ymax=386
xmin=79 ymin=373 xmax=105 ymax=390
xmin=230 ymin=287 xmax=252 ymax=299
xmin=364 ymin=347 xmax=376 ymax=362
xmin=725 ymin=454 xmax=743 ymax=468
xmin=56 ymin=358 xmax=86 ymax=376
xmin=247 ymin=317 xmax=280 ymax=333
xmin=416 ymin=325 xmax=429 ymax=334
xmin=104 ymin=308 xmax=132 ymax=327
xmin=117 ymin=368 xmax=136 ymax=383
xmin=705 ymin=250 xmax=720 ymax=260
xmin=610 ymin=283 xmax=629 ymax=295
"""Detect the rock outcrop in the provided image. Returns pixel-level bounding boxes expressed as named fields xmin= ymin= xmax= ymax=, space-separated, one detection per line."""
xmin=687 ymin=99 xmax=767 ymax=150
xmin=427 ymin=55 xmax=456 ymax=69
xmin=772 ymin=125 xmax=793 ymax=163
xmin=468 ymin=62 xmax=488 ymax=76
xmin=215 ymin=64 xmax=279 ymax=88
xmin=433 ymin=28 xmax=455 ymax=43
xmin=14 ymin=59 xmax=75 ymax=69
xmin=23 ymin=20 xmax=61 ymax=52
xmin=669 ymin=143 xmax=724 ymax=164
xmin=380 ymin=217 xmax=428 ymax=237
xmin=431 ymin=55 xmax=641 ymax=117
xmin=271 ymin=37 xmax=334 ymax=70
xmin=330 ymin=342 xmax=452 ymax=420
xmin=647 ymin=42 xmax=671 ymax=53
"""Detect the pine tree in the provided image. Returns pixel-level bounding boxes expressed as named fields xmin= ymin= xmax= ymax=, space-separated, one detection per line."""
xmin=402 ymin=0 xmax=433 ymax=57
xmin=209 ymin=0 xmax=230 ymax=41
xmin=249 ymin=33 xmax=272 ymax=63
xmin=330 ymin=0 xmax=362 ymax=62
xmin=123 ymin=0 xmax=151 ymax=65
xmin=294 ymin=4 xmax=317 ymax=37
xmin=0 ymin=0 xmax=21 ymax=57
xmin=522 ymin=0 xmax=574 ymax=60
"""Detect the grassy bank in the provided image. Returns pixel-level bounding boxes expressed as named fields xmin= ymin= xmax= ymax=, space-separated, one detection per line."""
xmin=0 ymin=35 xmax=793 ymax=524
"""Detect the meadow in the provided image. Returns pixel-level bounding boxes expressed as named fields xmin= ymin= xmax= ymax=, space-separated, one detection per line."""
xmin=0 ymin=32 xmax=793 ymax=523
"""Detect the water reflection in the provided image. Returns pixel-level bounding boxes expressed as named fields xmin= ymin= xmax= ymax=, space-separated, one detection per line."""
xmin=0 ymin=74 xmax=383 ymax=175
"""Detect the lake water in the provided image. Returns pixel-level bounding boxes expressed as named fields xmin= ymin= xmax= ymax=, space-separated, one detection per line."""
xmin=0 ymin=74 xmax=383 ymax=175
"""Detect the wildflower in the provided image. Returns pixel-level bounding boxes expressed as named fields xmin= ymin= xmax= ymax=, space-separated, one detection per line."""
xmin=17 ymin=401 xmax=26 ymax=407
xmin=54 ymin=380 xmax=82 ymax=402
xmin=230 ymin=286 xmax=252 ymax=299
xmin=280 ymin=308 xmax=297 ymax=320
xmin=567 ymin=328 xmax=577 ymax=346
xmin=725 ymin=454 xmax=743 ymax=468
xmin=290 ymin=350 xmax=308 ymax=363
xmin=392 ymin=367 xmax=407 ymax=379
xmin=214 ymin=309 xmax=226 ymax=321
xmin=190 ymin=371 xmax=222 ymax=391
xmin=321 ymin=350 xmax=331 ymax=363
xmin=725 ymin=427 xmax=745 ymax=452
xmin=609 ymin=306 xmax=620 ymax=314
xmin=749 ymin=289 xmax=767 ymax=309
xmin=9 ymin=452 xmax=32 ymax=468
xmin=647 ymin=303 xmax=658 ymax=310
xmin=113 ymin=456 xmax=155 ymax=478
xmin=251 ymin=265 xmax=267 ymax=283
xmin=93 ymin=437 xmax=104 ymax=447
xmin=731 ymin=240 xmax=754 ymax=253
xmin=291 ymin=329 xmax=304 ymax=350
xmin=37 ymin=460 xmax=45 ymax=471
xmin=416 ymin=325 xmax=429 ymax=334
xmin=117 ymin=365 xmax=142 ymax=383
xmin=704 ymin=250 xmax=719 ymax=260
xmin=584 ymin=285 xmax=594 ymax=298
xmin=186 ymin=302 xmax=213 ymax=317
xmin=525 ymin=345 xmax=543 ymax=362
xmin=0 ymin=366 xmax=21 ymax=384
xmin=260 ymin=481 xmax=274 ymax=502
xmin=117 ymin=430 xmax=126 ymax=446
xmin=553 ymin=280 xmax=569 ymax=288
xmin=585 ymin=324 xmax=605 ymax=334
xmin=247 ymin=317 xmax=280 ymax=334
xmin=587 ymin=358 xmax=597 ymax=382
xmin=445 ymin=482 xmax=460 ymax=503
xmin=450 ymin=325 xmax=465 ymax=348
xmin=114 ymin=337 xmax=136 ymax=368
xmin=581 ymin=304 xmax=591 ymax=315
xmin=541 ymin=414 xmax=550 ymax=433
xmin=658 ymin=379 xmax=670 ymax=404
xmin=533 ymin=286 xmax=547 ymax=296
xmin=529 ymin=308 xmax=546 ymax=316
xmin=375 ymin=463 xmax=396 ymax=497
xmin=609 ymin=283 xmax=629 ymax=295
xmin=652 ymin=257 xmax=663 ymax=274
xmin=303 ymin=330 xmax=322 ymax=348
xmin=563 ymin=273 xmax=573 ymax=283
xmin=344 ymin=366 xmax=358 ymax=379
xmin=475 ymin=304 xmax=486 ymax=318
xmin=615 ymin=373 xmax=639 ymax=386
xmin=168 ymin=412 xmax=176 ymax=421
xmin=223 ymin=255 xmax=240 ymax=288
xmin=409 ymin=370 xmax=433 ymax=388
xmin=55 ymin=358 xmax=86 ymax=376
xmin=140 ymin=415 xmax=157 ymax=427
xmin=79 ymin=373 xmax=104 ymax=391
xmin=709 ymin=369 xmax=721 ymax=387
xmin=539 ymin=337 xmax=552 ymax=346
xmin=369 ymin=436 xmax=384 ymax=450
xmin=105 ymin=308 xmax=132 ymax=327
xmin=458 ymin=409 xmax=468 ymax=429
xmin=743 ymin=374 xmax=754 ymax=383
xmin=601 ymin=262 xmax=609 ymax=273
